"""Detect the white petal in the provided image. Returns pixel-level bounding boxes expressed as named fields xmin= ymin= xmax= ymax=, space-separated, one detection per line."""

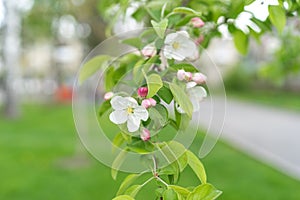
xmin=110 ymin=96 xmax=128 ymax=110
xmin=190 ymin=98 xmax=200 ymax=112
xmin=186 ymin=81 xmax=197 ymax=89
xmin=109 ymin=110 xmax=128 ymax=124
xmin=165 ymin=33 xmax=178 ymax=44
xmin=127 ymin=115 xmax=140 ymax=132
xmin=189 ymin=86 xmax=207 ymax=100
xmin=170 ymin=50 xmax=185 ymax=61
xmin=177 ymin=30 xmax=189 ymax=38
xmin=134 ymin=106 xmax=149 ymax=121
xmin=125 ymin=97 xmax=138 ymax=108
xmin=163 ymin=45 xmax=174 ymax=59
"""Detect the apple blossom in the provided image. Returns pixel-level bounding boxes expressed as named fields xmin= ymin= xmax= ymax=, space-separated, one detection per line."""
xmin=163 ymin=31 xmax=198 ymax=61
xmin=177 ymin=69 xmax=186 ymax=81
xmin=141 ymin=128 xmax=150 ymax=141
xmin=176 ymin=83 xmax=207 ymax=113
xmin=109 ymin=96 xmax=149 ymax=132
xmin=137 ymin=87 xmax=148 ymax=98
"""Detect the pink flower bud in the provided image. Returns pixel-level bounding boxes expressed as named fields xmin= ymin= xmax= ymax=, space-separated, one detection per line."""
xmin=185 ymin=72 xmax=193 ymax=81
xmin=141 ymin=128 xmax=150 ymax=141
xmin=142 ymin=98 xmax=156 ymax=109
xmin=137 ymin=87 xmax=148 ymax=98
xmin=191 ymin=17 xmax=205 ymax=28
xmin=192 ymin=73 xmax=207 ymax=84
xmin=177 ymin=69 xmax=186 ymax=81
xmin=104 ymin=92 xmax=114 ymax=100
xmin=141 ymin=45 xmax=157 ymax=57
xmin=149 ymin=98 xmax=156 ymax=106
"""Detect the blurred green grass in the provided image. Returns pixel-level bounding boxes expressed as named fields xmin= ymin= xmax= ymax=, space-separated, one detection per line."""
xmin=228 ymin=90 xmax=300 ymax=112
xmin=1 ymin=105 xmax=300 ymax=200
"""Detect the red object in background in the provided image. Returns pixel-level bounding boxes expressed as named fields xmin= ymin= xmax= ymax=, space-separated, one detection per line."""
xmin=55 ymin=85 xmax=73 ymax=103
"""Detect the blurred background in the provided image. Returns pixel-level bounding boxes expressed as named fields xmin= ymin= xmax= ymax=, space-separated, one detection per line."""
xmin=0 ymin=0 xmax=300 ymax=199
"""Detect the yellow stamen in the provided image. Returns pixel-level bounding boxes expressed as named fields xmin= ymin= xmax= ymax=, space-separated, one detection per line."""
xmin=127 ymin=107 xmax=134 ymax=114
xmin=172 ymin=41 xmax=180 ymax=49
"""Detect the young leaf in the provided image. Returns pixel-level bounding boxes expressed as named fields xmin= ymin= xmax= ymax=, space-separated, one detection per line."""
xmin=170 ymin=63 xmax=199 ymax=72
xmin=172 ymin=7 xmax=201 ymax=16
xmin=117 ymin=174 xmax=142 ymax=195
xmin=169 ymin=82 xmax=193 ymax=118
xmin=157 ymin=85 xmax=173 ymax=104
xmin=111 ymin=150 xmax=128 ymax=180
xmin=124 ymin=185 xmax=143 ymax=198
xmin=98 ymin=100 xmax=111 ymax=117
xmin=149 ymin=104 xmax=169 ymax=128
xmin=121 ymin=37 xmax=143 ymax=49
xmin=151 ymin=18 xmax=168 ymax=38
xmin=112 ymin=195 xmax=135 ymax=200
xmin=163 ymin=188 xmax=179 ymax=200
xmin=187 ymin=184 xmax=222 ymax=200
xmin=145 ymin=73 xmax=163 ymax=98
xmin=268 ymin=5 xmax=286 ymax=33
xmin=112 ymin=132 xmax=126 ymax=152
xmin=233 ymin=29 xmax=248 ymax=55
xmin=186 ymin=150 xmax=207 ymax=184
xmin=169 ymin=185 xmax=191 ymax=198
xmin=79 ymin=55 xmax=111 ymax=84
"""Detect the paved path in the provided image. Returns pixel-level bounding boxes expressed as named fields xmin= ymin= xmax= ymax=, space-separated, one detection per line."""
xmin=198 ymin=97 xmax=300 ymax=180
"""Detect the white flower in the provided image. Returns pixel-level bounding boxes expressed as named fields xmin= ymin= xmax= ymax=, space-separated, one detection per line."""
xmin=141 ymin=44 xmax=157 ymax=57
xmin=109 ymin=96 xmax=149 ymax=132
xmin=176 ymin=82 xmax=207 ymax=113
xmin=163 ymin=31 xmax=198 ymax=61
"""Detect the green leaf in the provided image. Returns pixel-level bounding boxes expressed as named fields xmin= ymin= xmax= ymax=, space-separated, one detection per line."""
xmin=172 ymin=7 xmax=201 ymax=16
xmin=112 ymin=132 xmax=126 ymax=152
xmin=167 ymin=141 xmax=188 ymax=171
xmin=227 ymin=0 xmax=245 ymax=18
xmin=186 ymin=150 xmax=207 ymax=184
xmin=245 ymin=0 xmax=255 ymax=5
xmin=151 ymin=18 xmax=168 ymax=38
xmin=127 ymin=137 xmax=155 ymax=153
xmin=163 ymin=188 xmax=178 ymax=200
xmin=169 ymin=185 xmax=190 ymax=198
xmin=112 ymin=195 xmax=135 ymax=200
xmin=233 ymin=29 xmax=248 ymax=55
xmin=79 ymin=55 xmax=111 ymax=84
xmin=117 ymin=174 xmax=142 ymax=195
xmin=98 ymin=100 xmax=111 ymax=117
xmin=170 ymin=63 xmax=199 ymax=72
xmin=187 ymin=184 xmax=222 ymax=200
xmin=124 ymin=185 xmax=142 ymax=198
xmin=268 ymin=5 xmax=286 ymax=33
xmin=149 ymin=104 xmax=169 ymax=128
xmin=169 ymin=82 xmax=193 ymax=118
xmin=157 ymin=84 xmax=173 ymax=104
xmin=121 ymin=37 xmax=143 ymax=49
xmin=111 ymin=150 xmax=128 ymax=180
xmin=145 ymin=73 xmax=163 ymax=98
xmin=105 ymin=67 xmax=115 ymax=91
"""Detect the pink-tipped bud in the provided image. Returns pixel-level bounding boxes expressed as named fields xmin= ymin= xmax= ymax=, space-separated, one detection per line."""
xmin=104 ymin=92 xmax=114 ymax=100
xmin=141 ymin=98 xmax=156 ymax=109
xmin=185 ymin=72 xmax=193 ymax=81
xmin=138 ymin=87 xmax=148 ymax=98
xmin=192 ymin=73 xmax=207 ymax=84
xmin=177 ymin=69 xmax=186 ymax=81
xmin=191 ymin=17 xmax=205 ymax=28
xmin=141 ymin=128 xmax=150 ymax=141
xmin=149 ymin=98 xmax=157 ymax=106
xmin=141 ymin=45 xmax=157 ymax=57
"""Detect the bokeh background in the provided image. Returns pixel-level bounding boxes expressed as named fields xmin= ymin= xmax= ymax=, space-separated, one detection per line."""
xmin=0 ymin=0 xmax=300 ymax=199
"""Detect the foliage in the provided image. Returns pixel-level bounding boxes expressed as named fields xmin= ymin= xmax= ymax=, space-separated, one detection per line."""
xmin=78 ymin=0 xmax=300 ymax=199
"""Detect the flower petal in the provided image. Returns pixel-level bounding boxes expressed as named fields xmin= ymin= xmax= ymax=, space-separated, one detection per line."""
xmin=189 ymin=86 xmax=207 ymax=100
xmin=109 ymin=110 xmax=128 ymax=124
xmin=110 ymin=96 xmax=128 ymax=110
xmin=165 ymin=33 xmax=178 ymax=44
xmin=134 ymin=106 xmax=149 ymax=121
xmin=127 ymin=115 xmax=140 ymax=132
xmin=125 ymin=97 xmax=138 ymax=108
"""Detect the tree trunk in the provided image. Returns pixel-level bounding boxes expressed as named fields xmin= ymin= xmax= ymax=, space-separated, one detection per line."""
xmin=2 ymin=0 xmax=21 ymax=118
